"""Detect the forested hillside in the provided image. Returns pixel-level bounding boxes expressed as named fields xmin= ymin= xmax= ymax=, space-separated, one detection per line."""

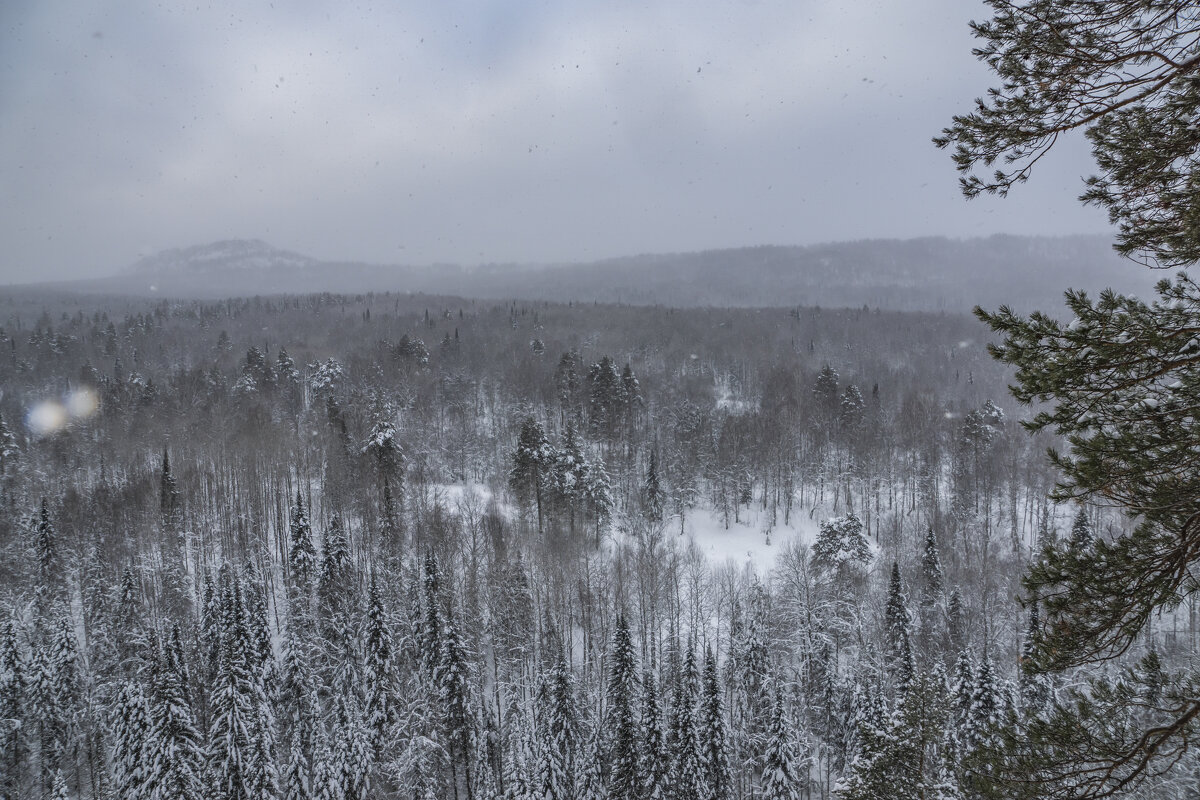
xmin=0 ymin=290 xmax=1187 ymax=800
xmin=45 ymin=234 xmax=1158 ymax=313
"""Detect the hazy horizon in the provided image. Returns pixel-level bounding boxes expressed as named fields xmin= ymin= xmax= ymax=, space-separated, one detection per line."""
xmin=1 ymin=0 xmax=1113 ymax=283
xmin=0 ymin=230 xmax=1127 ymax=290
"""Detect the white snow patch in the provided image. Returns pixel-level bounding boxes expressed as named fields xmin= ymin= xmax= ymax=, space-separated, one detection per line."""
xmin=680 ymin=506 xmax=822 ymax=574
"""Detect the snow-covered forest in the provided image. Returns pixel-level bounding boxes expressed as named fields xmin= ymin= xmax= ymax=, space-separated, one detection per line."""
xmin=0 ymin=289 xmax=1189 ymax=800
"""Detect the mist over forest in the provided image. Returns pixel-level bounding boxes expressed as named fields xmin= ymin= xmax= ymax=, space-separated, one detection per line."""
xmin=0 ymin=250 xmax=1188 ymax=800
xmin=5 ymin=0 xmax=1200 ymax=798
xmin=36 ymin=233 xmax=1157 ymax=314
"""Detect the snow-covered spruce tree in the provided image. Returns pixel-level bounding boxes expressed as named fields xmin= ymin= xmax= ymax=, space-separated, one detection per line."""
xmin=279 ymin=606 xmax=319 ymax=755
xmin=946 ymin=589 xmax=967 ymax=655
xmin=287 ymin=489 xmax=317 ymax=597
xmin=536 ymin=644 xmax=578 ymax=800
xmin=948 ymin=649 xmax=975 ymax=759
xmin=509 ymin=415 xmax=553 ymax=534
xmin=606 ymin=612 xmax=641 ymax=800
xmin=497 ymin=712 xmax=528 ymax=800
xmin=318 ymin=515 xmax=353 ymax=614
xmin=812 ymin=513 xmax=871 ymax=574
xmin=838 ymin=684 xmax=891 ymax=800
xmin=207 ymin=572 xmax=279 ymax=800
xmin=438 ymin=596 xmax=475 ymax=799
xmin=317 ymin=516 xmax=355 ymax=684
xmin=701 ymin=646 xmax=733 ymax=800
xmin=729 ymin=582 xmax=771 ymax=786
xmin=115 ymin=565 xmax=148 ymax=674
xmin=310 ymin=722 xmax=339 ymax=800
xmin=813 ymin=364 xmax=840 ymax=421
xmin=0 ymin=410 xmax=19 ymax=504
xmin=34 ymin=499 xmax=64 ymax=617
xmin=759 ymin=687 xmax=803 ymax=800
xmin=840 ymin=668 xmax=960 ymax=800
xmin=242 ymin=559 xmax=277 ymax=692
xmin=110 ymin=679 xmax=151 ymax=800
xmin=640 ymin=669 xmax=669 ymax=800
xmin=379 ymin=479 xmax=404 ymax=560
xmin=419 ymin=552 xmax=445 ymax=679
xmin=363 ymin=573 xmax=397 ymax=748
xmin=36 ymin=607 xmax=79 ymax=793
xmin=938 ymin=1 xmax=1200 ymax=792
xmin=667 ymin=642 xmax=704 ymax=800
xmin=334 ymin=694 xmax=372 ymax=800
xmin=920 ymin=527 xmax=945 ymax=606
xmin=157 ymin=449 xmax=191 ymax=619
xmin=284 ymin=726 xmax=311 ymax=800
xmin=959 ymin=651 xmax=1006 ymax=795
xmin=0 ymin=616 xmax=27 ymax=800
xmin=884 ymin=562 xmax=915 ymax=693
xmin=587 ymin=355 xmax=623 ymax=441
xmin=362 ymin=398 xmax=404 ymax=487
xmin=144 ymin=629 xmax=204 ymax=800
xmin=918 ymin=528 xmax=947 ymax=659
xmin=571 ymin=716 xmax=602 ymax=800
xmin=551 ymin=421 xmax=590 ymax=534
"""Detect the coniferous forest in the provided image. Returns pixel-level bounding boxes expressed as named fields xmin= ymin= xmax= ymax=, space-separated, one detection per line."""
xmin=0 ymin=288 xmax=1191 ymax=800
xmin=11 ymin=1 xmax=1200 ymax=798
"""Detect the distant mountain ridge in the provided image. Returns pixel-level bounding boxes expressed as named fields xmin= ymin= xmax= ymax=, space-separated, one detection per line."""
xmin=129 ymin=239 xmax=318 ymax=273
xmin=43 ymin=233 xmax=1163 ymax=312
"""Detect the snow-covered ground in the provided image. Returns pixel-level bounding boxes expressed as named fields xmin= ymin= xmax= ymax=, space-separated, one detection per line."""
xmin=677 ymin=506 xmax=822 ymax=574
xmin=428 ymin=480 xmax=835 ymax=576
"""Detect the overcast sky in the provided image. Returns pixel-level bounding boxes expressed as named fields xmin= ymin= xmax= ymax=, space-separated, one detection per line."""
xmin=0 ymin=0 xmax=1112 ymax=282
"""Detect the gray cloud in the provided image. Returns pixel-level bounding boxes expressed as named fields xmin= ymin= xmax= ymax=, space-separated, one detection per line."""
xmin=0 ymin=0 xmax=1111 ymax=282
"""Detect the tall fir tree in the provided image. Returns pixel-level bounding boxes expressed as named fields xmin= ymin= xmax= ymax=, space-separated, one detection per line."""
xmin=287 ymin=490 xmax=317 ymax=595
xmin=760 ymin=686 xmax=804 ymax=800
xmin=284 ymin=727 xmax=311 ymax=800
xmin=640 ymin=669 xmax=669 ymax=800
xmin=537 ymin=645 xmax=578 ymax=800
xmin=701 ymin=646 xmax=732 ymax=800
xmin=363 ymin=573 xmax=397 ymax=747
xmin=37 ymin=608 xmax=79 ymax=793
xmin=0 ymin=617 xmax=26 ymax=800
xmin=439 ymin=598 xmax=474 ymax=800
xmin=884 ymin=562 xmax=915 ymax=693
xmin=606 ymin=613 xmax=641 ymax=800
xmin=669 ymin=645 xmax=704 ymax=800
xmin=111 ymin=680 xmax=151 ymax=800
xmin=334 ymin=694 xmax=372 ymax=800
xmin=144 ymin=630 xmax=204 ymax=800
xmin=920 ymin=528 xmax=945 ymax=606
